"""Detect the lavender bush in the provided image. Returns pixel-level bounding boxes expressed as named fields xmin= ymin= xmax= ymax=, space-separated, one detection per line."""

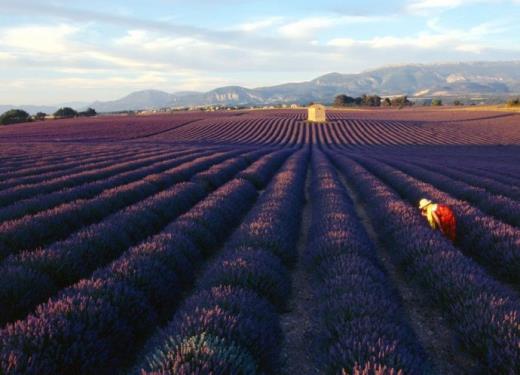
xmin=331 ymin=154 xmax=520 ymax=373
xmin=0 ymin=148 xmax=208 ymax=223
xmin=0 ymin=150 xmax=241 ymax=257
xmin=135 ymin=150 xmax=309 ymax=374
xmin=356 ymin=156 xmax=520 ymax=285
xmin=306 ymin=150 xmax=428 ymax=374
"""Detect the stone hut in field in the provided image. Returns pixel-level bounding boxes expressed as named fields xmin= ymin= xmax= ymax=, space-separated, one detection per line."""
xmin=307 ymin=104 xmax=326 ymax=122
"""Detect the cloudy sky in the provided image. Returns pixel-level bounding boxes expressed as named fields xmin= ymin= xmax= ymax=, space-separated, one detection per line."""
xmin=1 ymin=0 xmax=519 ymax=105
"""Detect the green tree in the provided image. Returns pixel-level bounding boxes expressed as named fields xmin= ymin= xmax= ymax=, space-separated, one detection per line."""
xmin=0 ymin=109 xmax=31 ymax=125
xmin=34 ymin=112 xmax=47 ymax=121
xmin=391 ymin=96 xmax=412 ymax=107
xmin=453 ymin=100 xmax=463 ymax=106
xmin=362 ymin=95 xmax=382 ymax=107
xmin=79 ymin=108 xmax=97 ymax=117
xmin=333 ymin=95 xmax=356 ymax=107
xmin=54 ymin=107 xmax=78 ymax=118
xmin=382 ymin=97 xmax=392 ymax=106
xmin=431 ymin=98 xmax=443 ymax=106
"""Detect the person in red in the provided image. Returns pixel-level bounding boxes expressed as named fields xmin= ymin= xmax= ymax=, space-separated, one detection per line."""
xmin=419 ymin=198 xmax=457 ymax=242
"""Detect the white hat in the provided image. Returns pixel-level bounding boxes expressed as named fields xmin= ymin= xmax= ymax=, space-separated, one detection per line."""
xmin=419 ymin=198 xmax=433 ymax=210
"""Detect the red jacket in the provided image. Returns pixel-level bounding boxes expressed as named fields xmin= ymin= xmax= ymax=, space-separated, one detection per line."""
xmin=434 ymin=204 xmax=457 ymax=242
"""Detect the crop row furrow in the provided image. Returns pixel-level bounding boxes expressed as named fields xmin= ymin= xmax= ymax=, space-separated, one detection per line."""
xmin=358 ymin=157 xmax=520 ymax=285
xmin=0 ymin=148 xmax=211 ymax=224
xmin=305 ymin=150 xmax=428 ymax=373
xmin=331 ymin=155 xmax=520 ymax=373
xmin=0 ymin=149 xmax=270 ymax=326
xmin=386 ymin=158 xmax=520 ymax=227
xmin=0 ymin=149 xmax=294 ymax=374
xmin=0 ymin=146 xmax=174 ymax=192
xmin=0 ymin=145 xmax=128 ymax=175
xmin=0 ymin=148 xmax=73 ymax=168
xmin=0 ymin=146 xmax=200 ymax=208
xmin=0 ymin=145 xmax=154 ymax=181
xmin=432 ymin=162 xmax=520 ymax=195
xmin=0 ymin=149 xmax=232 ymax=258
xmin=414 ymin=161 xmax=520 ymax=201
xmin=237 ymin=148 xmax=294 ymax=188
xmin=136 ymin=148 xmax=308 ymax=374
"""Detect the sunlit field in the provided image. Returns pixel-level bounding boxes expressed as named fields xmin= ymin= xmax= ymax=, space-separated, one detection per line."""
xmin=0 ymin=108 xmax=519 ymax=374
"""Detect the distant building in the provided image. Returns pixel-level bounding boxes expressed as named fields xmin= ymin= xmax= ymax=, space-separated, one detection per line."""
xmin=290 ymin=104 xmax=299 ymax=109
xmin=308 ymin=104 xmax=326 ymax=122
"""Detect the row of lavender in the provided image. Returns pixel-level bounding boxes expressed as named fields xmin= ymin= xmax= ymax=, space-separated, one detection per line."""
xmin=0 ymin=149 xmax=241 ymax=258
xmin=409 ymin=159 xmax=520 ymax=201
xmin=384 ymin=158 xmax=520 ymax=227
xmin=305 ymin=150 xmax=428 ymax=373
xmin=0 ymin=143 xmax=152 ymax=177
xmin=138 ymin=110 xmax=520 ymax=146
xmin=330 ymin=154 xmax=520 ymax=373
xmin=0 ymin=111 xmax=229 ymax=143
xmin=0 ymin=149 xmax=286 ymax=325
xmin=0 ymin=149 xmax=295 ymax=374
xmin=0 ymin=148 xmax=211 ymax=224
xmin=0 ymin=146 xmax=206 ymax=208
xmin=355 ymin=156 xmax=520 ymax=285
xmin=0 ymin=145 xmax=173 ymax=192
xmin=136 ymin=148 xmax=308 ymax=373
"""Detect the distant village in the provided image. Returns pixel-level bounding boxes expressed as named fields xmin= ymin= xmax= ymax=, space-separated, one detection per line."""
xmin=134 ymin=103 xmax=301 ymax=116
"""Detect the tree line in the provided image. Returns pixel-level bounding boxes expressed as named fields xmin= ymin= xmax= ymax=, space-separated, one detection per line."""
xmin=0 ymin=107 xmax=97 ymax=126
xmin=332 ymin=95 xmax=459 ymax=107
xmin=333 ymin=94 xmax=414 ymax=108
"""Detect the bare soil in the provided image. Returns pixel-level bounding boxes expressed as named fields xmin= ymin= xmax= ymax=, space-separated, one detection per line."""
xmin=279 ymin=167 xmax=321 ymax=375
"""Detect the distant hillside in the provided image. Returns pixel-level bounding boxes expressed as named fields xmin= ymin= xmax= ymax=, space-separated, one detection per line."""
xmin=90 ymin=90 xmax=174 ymax=113
xmin=88 ymin=61 xmax=520 ymax=112
xmin=3 ymin=61 xmax=520 ymax=113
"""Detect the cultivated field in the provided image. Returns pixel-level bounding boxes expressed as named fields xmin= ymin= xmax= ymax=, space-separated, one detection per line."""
xmin=0 ymin=108 xmax=519 ymax=374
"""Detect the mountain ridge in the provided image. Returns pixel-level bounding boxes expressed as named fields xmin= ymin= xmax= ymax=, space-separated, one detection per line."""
xmin=91 ymin=61 xmax=520 ymax=112
xmin=3 ymin=61 xmax=520 ymax=114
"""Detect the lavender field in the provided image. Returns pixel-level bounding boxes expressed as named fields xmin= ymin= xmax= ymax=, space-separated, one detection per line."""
xmin=0 ymin=108 xmax=519 ymax=375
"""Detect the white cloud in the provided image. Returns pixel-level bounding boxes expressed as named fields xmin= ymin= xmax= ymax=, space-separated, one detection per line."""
xmin=236 ymin=17 xmax=283 ymax=32
xmin=455 ymin=44 xmax=484 ymax=53
xmin=327 ymin=38 xmax=357 ymax=47
xmin=406 ymin=0 xmax=518 ymax=14
xmin=115 ymin=30 xmax=222 ymax=52
xmin=83 ymin=50 xmax=168 ymax=69
xmin=0 ymin=52 xmax=15 ymax=61
xmin=327 ymin=17 xmax=517 ymax=54
xmin=278 ymin=15 xmax=382 ymax=39
xmin=328 ymin=33 xmax=487 ymax=53
xmin=328 ymin=34 xmax=453 ymax=49
xmin=0 ymin=24 xmax=79 ymax=54
xmin=278 ymin=17 xmax=335 ymax=38
xmin=407 ymin=0 xmax=470 ymax=13
xmin=53 ymin=73 xmax=170 ymax=88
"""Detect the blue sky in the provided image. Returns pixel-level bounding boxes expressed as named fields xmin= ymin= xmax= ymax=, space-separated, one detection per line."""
xmin=0 ymin=0 xmax=519 ymax=105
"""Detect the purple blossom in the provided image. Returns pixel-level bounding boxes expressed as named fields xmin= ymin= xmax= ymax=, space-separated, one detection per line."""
xmin=331 ymin=154 xmax=520 ymax=373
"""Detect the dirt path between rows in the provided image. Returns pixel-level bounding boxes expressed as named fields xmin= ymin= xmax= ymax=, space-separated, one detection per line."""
xmin=279 ymin=166 xmax=320 ymax=375
xmin=336 ymin=164 xmax=480 ymax=375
